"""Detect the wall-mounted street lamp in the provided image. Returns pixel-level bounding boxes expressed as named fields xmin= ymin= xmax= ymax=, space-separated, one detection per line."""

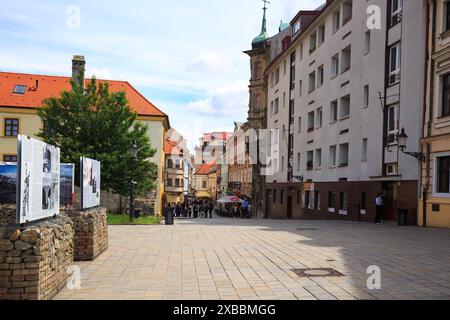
xmin=129 ymin=140 xmax=138 ymax=223
xmin=398 ymin=128 xmax=425 ymax=162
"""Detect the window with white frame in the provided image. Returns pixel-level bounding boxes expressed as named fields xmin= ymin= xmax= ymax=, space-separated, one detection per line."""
xmin=297 ymin=153 xmax=301 ymax=171
xmin=442 ymin=74 xmax=450 ymax=117
xmin=275 ymin=98 xmax=279 ymax=114
xmin=340 ymin=94 xmax=351 ymax=119
xmin=309 ymin=71 xmax=316 ymax=92
xmin=309 ymin=32 xmax=317 ymax=53
xmin=316 ymin=107 xmax=323 ymax=128
xmin=315 ymin=149 xmax=322 ymax=169
xmin=318 ymin=24 xmax=325 ymax=46
xmin=341 ymin=45 xmax=351 ymax=73
xmin=339 ymin=143 xmax=349 ymax=167
xmin=298 ymin=117 xmax=302 ymax=133
xmin=307 ymin=111 xmax=315 ymax=132
xmin=363 ymin=85 xmax=369 ymax=108
xmin=329 ymin=145 xmax=337 ymax=167
xmin=299 ymin=80 xmax=303 ymax=97
xmin=317 ymin=65 xmax=324 ymax=87
xmin=389 ymin=43 xmax=401 ymax=85
xmin=387 ymin=104 xmax=399 ymax=144
xmin=332 ymin=9 xmax=341 ymax=33
xmin=331 ymin=53 xmax=340 ymax=77
xmin=330 ymin=100 xmax=338 ymax=122
xmin=342 ymin=0 xmax=353 ymax=25
xmin=362 ymin=138 xmax=368 ymax=163
xmin=307 ymin=151 xmax=314 ymax=170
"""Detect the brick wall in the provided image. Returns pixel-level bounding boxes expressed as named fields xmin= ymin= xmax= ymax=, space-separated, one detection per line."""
xmin=0 ymin=209 xmax=74 ymax=300
xmin=67 ymin=207 xmax=108 ymax=261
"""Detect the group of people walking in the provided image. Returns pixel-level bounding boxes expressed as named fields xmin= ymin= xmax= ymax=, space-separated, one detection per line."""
xmin=165 ymin=199 xmax=216 ymax=219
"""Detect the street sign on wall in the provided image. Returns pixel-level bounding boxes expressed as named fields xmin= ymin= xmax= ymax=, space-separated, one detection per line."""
xmin=17 ymin=135 xmax=61 ymax=224
xmin=80 ymin=157 xmax=101 ymax=210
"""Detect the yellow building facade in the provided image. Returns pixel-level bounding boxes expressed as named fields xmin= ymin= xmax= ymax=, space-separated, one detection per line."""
xmin=419 ymin=0 xmax=450 ymax=228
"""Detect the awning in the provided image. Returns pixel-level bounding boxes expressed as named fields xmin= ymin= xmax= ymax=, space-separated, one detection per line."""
xmin=195 ymin=191 xmax=212 ymax=199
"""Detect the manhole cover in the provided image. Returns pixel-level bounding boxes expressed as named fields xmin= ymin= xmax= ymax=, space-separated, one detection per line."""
xmin=292 ymin=268 xmax=344 ymax=278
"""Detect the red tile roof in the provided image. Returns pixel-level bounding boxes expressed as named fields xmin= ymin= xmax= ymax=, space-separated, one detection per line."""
xmin=164 ymin=139 xmax=182 ymax=155
xmin=0 ymin=72 xmax=167 ymax=117
xmin=195 ymin=162 xmax=215 ymax=175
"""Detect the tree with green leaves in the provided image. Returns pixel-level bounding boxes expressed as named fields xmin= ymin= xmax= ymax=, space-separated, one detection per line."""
xmin=36 ymin=78 xmax=158 ymax=199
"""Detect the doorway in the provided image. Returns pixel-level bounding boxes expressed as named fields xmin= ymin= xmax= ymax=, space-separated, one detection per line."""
xmin=287 ymin=196 xmax=293 ymax=219
xmin=382 ymin=182 xmax=396 ymax=221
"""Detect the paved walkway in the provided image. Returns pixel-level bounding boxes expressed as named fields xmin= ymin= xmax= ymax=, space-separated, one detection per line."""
xmin=55 ymin=217 xmax=450 ymax=300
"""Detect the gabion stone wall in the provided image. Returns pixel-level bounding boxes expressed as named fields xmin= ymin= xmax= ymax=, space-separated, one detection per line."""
xmin=67 ymin=207 xmax=108 ymax=261
xmin=0 ymin=208 xmax=74 ymax=300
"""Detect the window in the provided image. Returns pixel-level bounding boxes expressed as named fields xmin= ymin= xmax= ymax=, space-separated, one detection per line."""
xmin=442 ymin=74 xmax=450 ymax=117
xmin=315 ymin=149 xmax=322 ymax=169
xmin=437 ymin=156 xmax=450 ymax=194
xmin=331 ymin=54 xmax=340 ymax=77
xmin=328 ymin=191 xmax=337 ymax=211
xmin=364 ymin=30 xmax=371 ymax=54
xmin=446 ymin=2 xmax=450 ymax=32
xmin=363 ymin=85 xmax=369 ymax=108
xmin=389 ymin=43 xmax=401 ymax=85
xmin=283 ymin=92 xmax=286 ymax=107
xmin=297 ymin=153 xmax=301 ymax=171
xmin=390 ymin=0 xmax=403 ymax=26
xmin=314 ymin=191 xmax=321 ymax=210
xmin=202 ymin=180 xmax=207 ymax=188
xmin=274 ymin=98 xmax=279 ymax=114
xmin=298 ymin=117 xmax=302 ymax=133
xmin=318 ymin=25 xmax=325 ymax=46
xmin=253 ymin=94 xmax=261 ymax=112
xmin=281 ymin=156 xmax=285 ymax=172
xmin=270 ymin=101 xmax=274 ymax=116
xmin=2 ymin=155 xmax=17 ymax=162
xmin=339 ymin=192 xmax=348 ymax=212
xmin=317 ymin=65 xmax=324 ymax=87
xmin=290 ymin=66 xmax=296 ymax=90
xmin=342 ymin=0 xmax=353 ymax=25
xmin=341 ymin=45 xmax=351 ymax=73
xmin=4 ymin=118 xmax=19 ymax=137
xmin=361 ymin=193 xmax=367 ymax=212
xmin=299 ymin=80 xmax=303 ymax=97
xmin=333 ymin=10 xmax=341 ymax=33
xmin=167 ymin=178 xmax=173 ymax=187
xmin=13 ymin=85 xmax=26 ymax=94
xmin=316 ymin=107 xmax=323 ymax=128
xmin=362 ymin=138 xmax=368 ymax=163
xmin=307 ymin=111 xmax=315 ymax=132
xmin=289 ymin=100 xmax=295 ymax=124
xmin=275 ymin=68 xmax=280 ymax=84
xmin=253 ymin=61 xmax=262 ymax=80
xmin=175 ymin=179 xmax=180 ymax=187
xmin=340 ymin=94 xmax=351 ymax=119
xmin=294 ymin=21 xmax=301 ymax=35
xmin=309 ymin=32 xmax=317 ymax=53
xmin=308 ymin=71 xmax=316 ymax=92
xmin=329 ymin=145 xmax=337 ymax=167
xmin=330 ymin=100 xmax=338 ymax=122
xmin=300 ymin=44 xmax=304 ymax=60
xmin=283 ymin=60 xmax=287 ymax=75
xmin=339 ymin=143 xmax=349 ymax=167
xmin=387 ymin=105 xmax=399 ymax=143
xmin=307 ymin=151 xmax=314 ymax=170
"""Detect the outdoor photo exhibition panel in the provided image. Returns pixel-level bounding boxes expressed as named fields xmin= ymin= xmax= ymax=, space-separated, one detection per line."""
xmin=81 ymin=157 xmax=101 ymax=210
xmin=17 ymin=135 xmax=61 ymax=224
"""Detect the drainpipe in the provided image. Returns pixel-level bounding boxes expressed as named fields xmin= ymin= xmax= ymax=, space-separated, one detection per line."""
xmin=423 ymin=0 xmax=437 ymax=227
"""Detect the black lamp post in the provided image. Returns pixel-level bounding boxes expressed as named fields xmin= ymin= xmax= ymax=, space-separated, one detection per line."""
xmin=398 ymin=128 xmax=430 ymax=227
xmin=129 ymin=140 xmax=138 ymax=223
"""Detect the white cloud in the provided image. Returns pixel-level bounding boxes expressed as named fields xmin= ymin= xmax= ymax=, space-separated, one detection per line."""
xmin=188 ymin=52 xmax=231 ymax=74
xmin=186 ymin=80 xmax=248 ymax=117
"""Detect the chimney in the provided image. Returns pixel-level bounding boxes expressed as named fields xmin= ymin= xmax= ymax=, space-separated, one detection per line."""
xmin=71 ymin=55 xmax=86 ymax=89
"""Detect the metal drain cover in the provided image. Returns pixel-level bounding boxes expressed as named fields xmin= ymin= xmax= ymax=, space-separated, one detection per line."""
xmin=292 ymin=268 xmax=344 ymax=278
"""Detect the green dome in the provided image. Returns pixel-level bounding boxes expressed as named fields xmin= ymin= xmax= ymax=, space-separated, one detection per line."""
xmin=252 ymin=31 xmax=268 ymax=45
xmin=279 ymin=21 xmax=290 ymax=32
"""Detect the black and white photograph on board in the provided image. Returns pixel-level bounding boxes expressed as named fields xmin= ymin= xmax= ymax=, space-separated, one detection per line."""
xmin=81 ymin=157 xmax=101 ymax=210
xmin=17 ymin=135 xmax=60 ymax=224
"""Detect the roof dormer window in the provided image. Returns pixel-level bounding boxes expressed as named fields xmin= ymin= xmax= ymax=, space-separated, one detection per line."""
xmin=13 ymin=85 xmax=27 ymax=94
xmin=293 ymin=20 xmax=301 ymax=35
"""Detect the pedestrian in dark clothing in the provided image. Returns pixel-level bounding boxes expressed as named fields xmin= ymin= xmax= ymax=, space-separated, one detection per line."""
xmin=209 ymin=202 xmax=214 ymax=218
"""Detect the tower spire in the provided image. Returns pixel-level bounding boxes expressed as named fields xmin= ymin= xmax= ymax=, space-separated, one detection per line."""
xmin=261 ymin=0 xmax=269 ymax=33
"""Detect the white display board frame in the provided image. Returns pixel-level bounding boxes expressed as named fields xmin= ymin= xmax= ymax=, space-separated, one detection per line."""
xmin=80 ymin=157 xmax=101 ymax=210
xmin=16 ymin=135 xmax=61 ymax=224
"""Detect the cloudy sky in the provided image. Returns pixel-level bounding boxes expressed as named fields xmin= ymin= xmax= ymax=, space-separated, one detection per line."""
xmin=0 ymin=0 xmax=324 ymax=150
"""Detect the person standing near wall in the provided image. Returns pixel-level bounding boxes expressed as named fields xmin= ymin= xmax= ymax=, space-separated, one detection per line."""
xmin=375 ymin=194 xmax=383 ymax=225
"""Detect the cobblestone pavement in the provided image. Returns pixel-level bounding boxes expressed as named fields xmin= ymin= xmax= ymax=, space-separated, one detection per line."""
xmin=55 ymin=217 xmax=450 ymax=300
